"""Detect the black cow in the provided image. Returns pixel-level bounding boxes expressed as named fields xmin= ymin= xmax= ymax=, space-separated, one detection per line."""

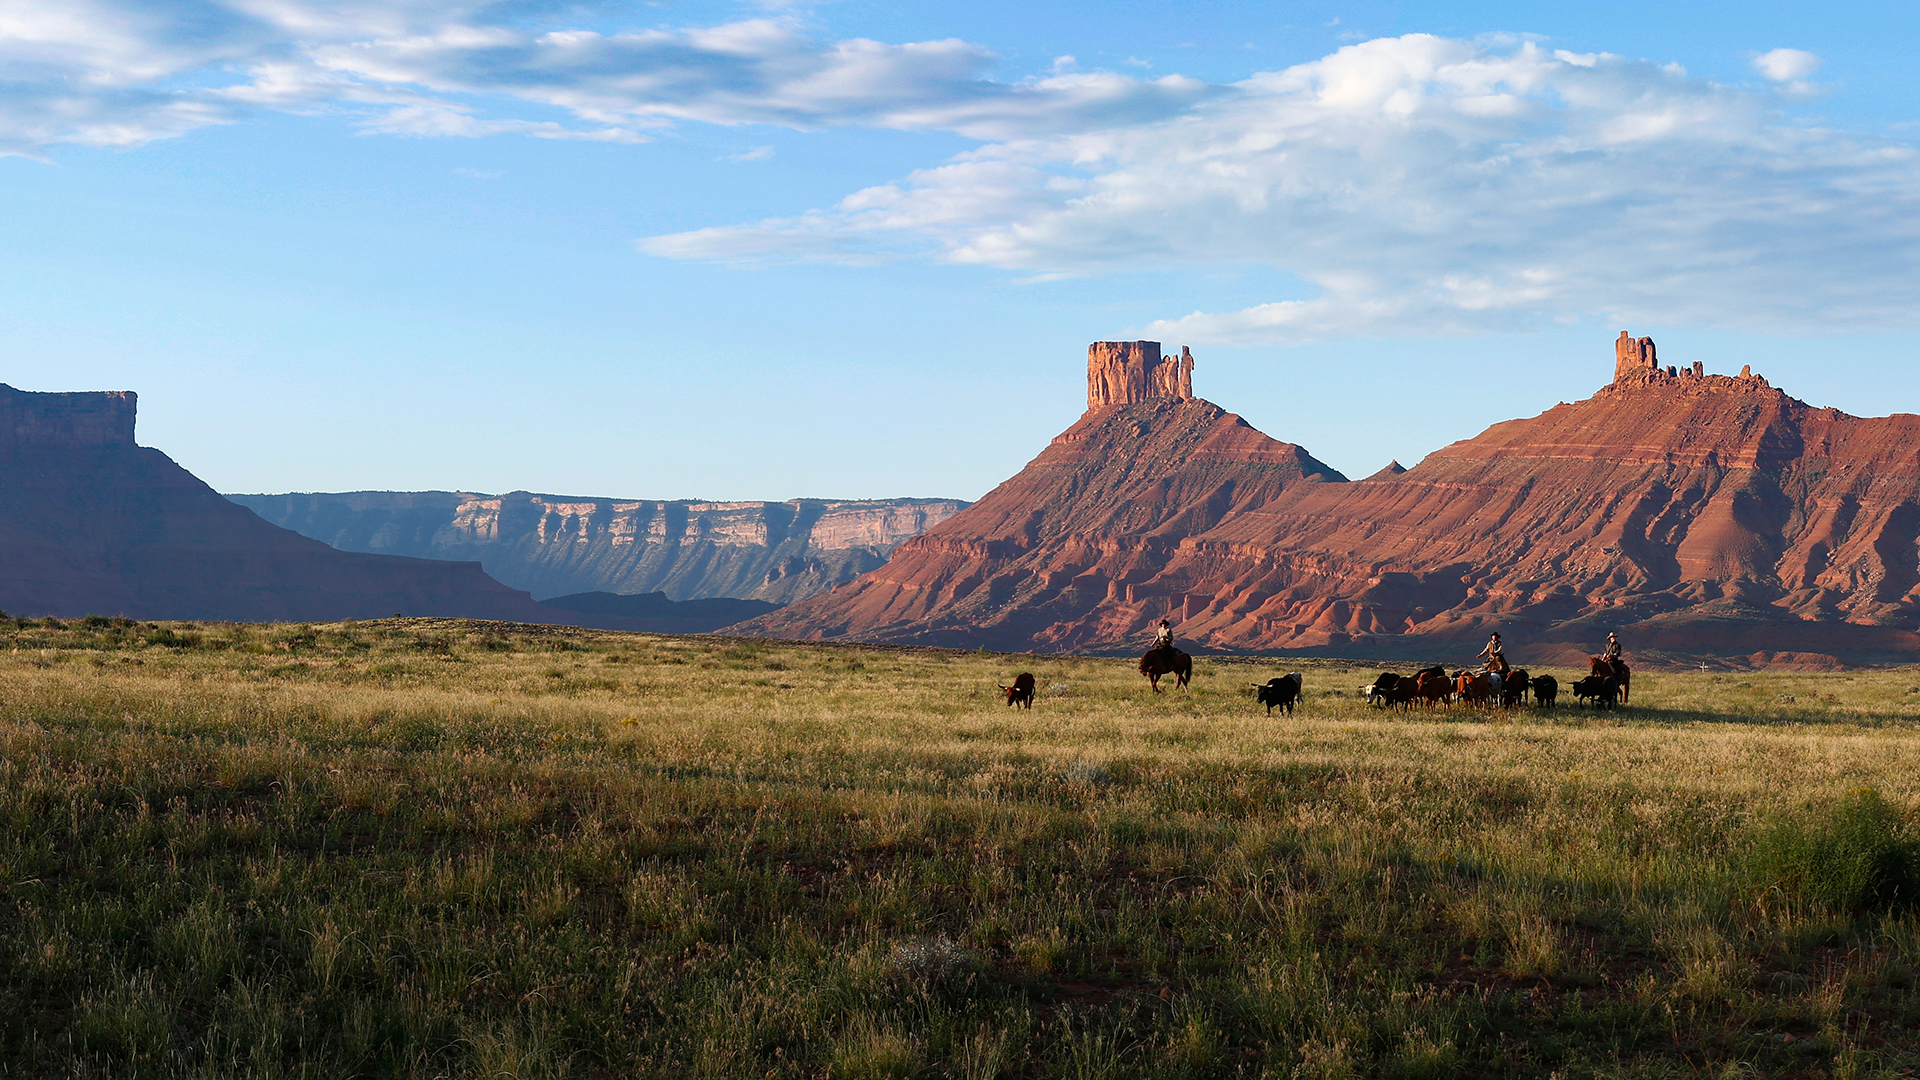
xmin=1570 ymin=674 xmax=1618 ymax=709
xmin=1362 ymin=672 xmax=1402 ymax=705
xmin=1531 ymin=674 xmax=1559 ymax=708
xmin=999 ymin=672 xmax=1035 ymax=709
xmin=1255 ymin=674 xmax=1303 ymax=716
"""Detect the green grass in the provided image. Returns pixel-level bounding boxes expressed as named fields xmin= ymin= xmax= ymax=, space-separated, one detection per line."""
xmin=2 ymin=617 xmax=1920 ymax=1077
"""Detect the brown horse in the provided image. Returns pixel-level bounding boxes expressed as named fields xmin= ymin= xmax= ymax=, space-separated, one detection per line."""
xmin=1590 ymin=656 xmax=1631 ymax=703
xmin=1139 ymin=646 xmax=1192 ymax=692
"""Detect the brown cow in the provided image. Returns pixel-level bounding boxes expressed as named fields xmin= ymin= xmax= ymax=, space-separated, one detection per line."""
xmin=1415 ymin=668 xmax=1453 ymax=707
xmin=1500 ymin=668 xmax=1531 ymax=708
xmin=1455 ymin=670 xmax=1495 ymax=707
xmin=1385 ymin=678 xmax=1420 ymax=710
xmin=999 ymin=672 xmax=1036 ymax=709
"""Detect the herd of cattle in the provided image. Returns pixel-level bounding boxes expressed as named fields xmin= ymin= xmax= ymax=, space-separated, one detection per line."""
xmin=1359 ymin=662 xmax=1625 ymax=710
xmin=998 ymin=657 xmax=1630 ymax=713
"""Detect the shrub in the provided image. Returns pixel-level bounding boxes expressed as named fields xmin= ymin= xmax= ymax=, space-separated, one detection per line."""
xmin=144 ymin=627 xmax=201 ymax=650
xmin=886 ymin=935 xmax=976 ymax=991
xmin=1749 ymin=787 xmax=1920 ymax=915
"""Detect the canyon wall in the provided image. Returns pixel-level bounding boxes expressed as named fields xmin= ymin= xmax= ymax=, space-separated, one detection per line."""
xmin=229 ymin=491 xmax=968 ymax=603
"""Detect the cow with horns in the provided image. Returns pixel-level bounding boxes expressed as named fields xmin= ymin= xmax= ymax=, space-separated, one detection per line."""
xmin=999 ymin=672 xmax=1036 ymax=709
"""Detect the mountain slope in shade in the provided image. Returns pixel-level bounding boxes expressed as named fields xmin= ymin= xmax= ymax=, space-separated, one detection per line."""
xmin=228 ymin=491 xmax=967 ymax=604
xmin=731 ymin=338 xmax=1920 ymax=666
xmin=0 ymin=384 xmax=573 ymax=624
xmin=539 ymin=591 xmax=778 ymax=633
xmin=736 ymin=395 xmax=1345 ymax=649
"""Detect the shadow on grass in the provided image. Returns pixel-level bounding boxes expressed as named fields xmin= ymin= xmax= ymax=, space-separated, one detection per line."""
xmin=1577 ymin=703 xmax=1918 ymax=728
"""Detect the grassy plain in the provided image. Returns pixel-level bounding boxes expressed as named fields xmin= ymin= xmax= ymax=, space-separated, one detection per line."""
xmin=3 ymin=616 xmax=1920 ymax=1078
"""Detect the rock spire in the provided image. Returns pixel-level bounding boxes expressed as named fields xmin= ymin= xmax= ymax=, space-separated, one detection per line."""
xmin=1087 ymin=341 xmax=1194 ymax=411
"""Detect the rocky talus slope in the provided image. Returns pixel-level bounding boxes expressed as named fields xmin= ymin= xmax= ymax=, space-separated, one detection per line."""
xmin=229 ymin=491 xmax=966 ymax=604
xmin=730 ymin=337 xmax=1920 ymax=667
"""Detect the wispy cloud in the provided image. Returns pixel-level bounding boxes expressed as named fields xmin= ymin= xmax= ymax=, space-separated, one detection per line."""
xmin=647 ymin=35 xmax=1920 ymax=342
xmin=1 ymin=8 xmax=1907 ymax=344
xmin=0 ymin=2 xmax=1214 ymax=152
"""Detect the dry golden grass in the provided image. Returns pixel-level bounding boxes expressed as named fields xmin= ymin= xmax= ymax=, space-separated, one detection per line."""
xmin=1 ymin=616 xmax=1918 ymax=1078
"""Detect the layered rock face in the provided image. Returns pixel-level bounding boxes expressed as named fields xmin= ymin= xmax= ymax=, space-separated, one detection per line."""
xmin=229 ymin=491 xmax=967 ymax=603
xmin=0 ymin=385 xmax=572 ymax=623
xmin=731 ymin=338 xmax=1920 ymax=666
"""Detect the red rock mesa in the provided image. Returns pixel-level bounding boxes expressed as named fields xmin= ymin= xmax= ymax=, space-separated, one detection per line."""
xmin=733 ymin=336 xmax=1920 ymax=668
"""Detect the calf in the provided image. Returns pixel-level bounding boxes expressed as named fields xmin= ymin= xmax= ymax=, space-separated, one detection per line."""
xmin=1255 ymin=674 xmax=1303 ymax=716
xmin=1570 ymin=675 xmax=1618 ymax=709
xmin=1000 ymin=672 xmax=1036 ymax=709
xmin=1531 ymin=675 xmax=1558 ymax=708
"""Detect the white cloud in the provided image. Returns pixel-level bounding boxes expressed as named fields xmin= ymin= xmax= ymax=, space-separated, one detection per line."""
xmin=648 ymin=34 xmax=1920 ymax=341
xmin=0 ymin=2 xmax=1213 ymax=152
xmin=1753 ymin=47 xmax=1821 ymax=82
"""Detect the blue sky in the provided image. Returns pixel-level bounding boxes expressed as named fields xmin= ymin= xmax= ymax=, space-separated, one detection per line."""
xmin=3 ymin=1 xmax=1918 ymax=501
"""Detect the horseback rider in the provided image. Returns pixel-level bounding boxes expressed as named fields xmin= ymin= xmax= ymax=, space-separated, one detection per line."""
xmin=1476 ymin=632 xmax=1509 ymax=674
xmin=1152 ymin=618 xmax=1174 ymax=652
xmin=1602 ymin=631 xmax=1626 ymax=677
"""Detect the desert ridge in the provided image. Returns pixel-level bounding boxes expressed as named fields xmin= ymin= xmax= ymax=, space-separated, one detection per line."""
xmin=731 ymin=335 xmax=1920 ymax=668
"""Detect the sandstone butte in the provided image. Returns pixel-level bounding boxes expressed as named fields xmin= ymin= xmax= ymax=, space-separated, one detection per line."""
xmin=731 ymin=334 xmax=1920 ymax=669
xmin=0 ymin=384 xmax=588 ymax=625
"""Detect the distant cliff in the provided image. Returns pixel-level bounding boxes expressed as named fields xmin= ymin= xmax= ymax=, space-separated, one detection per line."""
xmin=0 ymin=384 xmax=572 ymax=624
xmin=226 ymin=491 xmax=969 ymax=603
